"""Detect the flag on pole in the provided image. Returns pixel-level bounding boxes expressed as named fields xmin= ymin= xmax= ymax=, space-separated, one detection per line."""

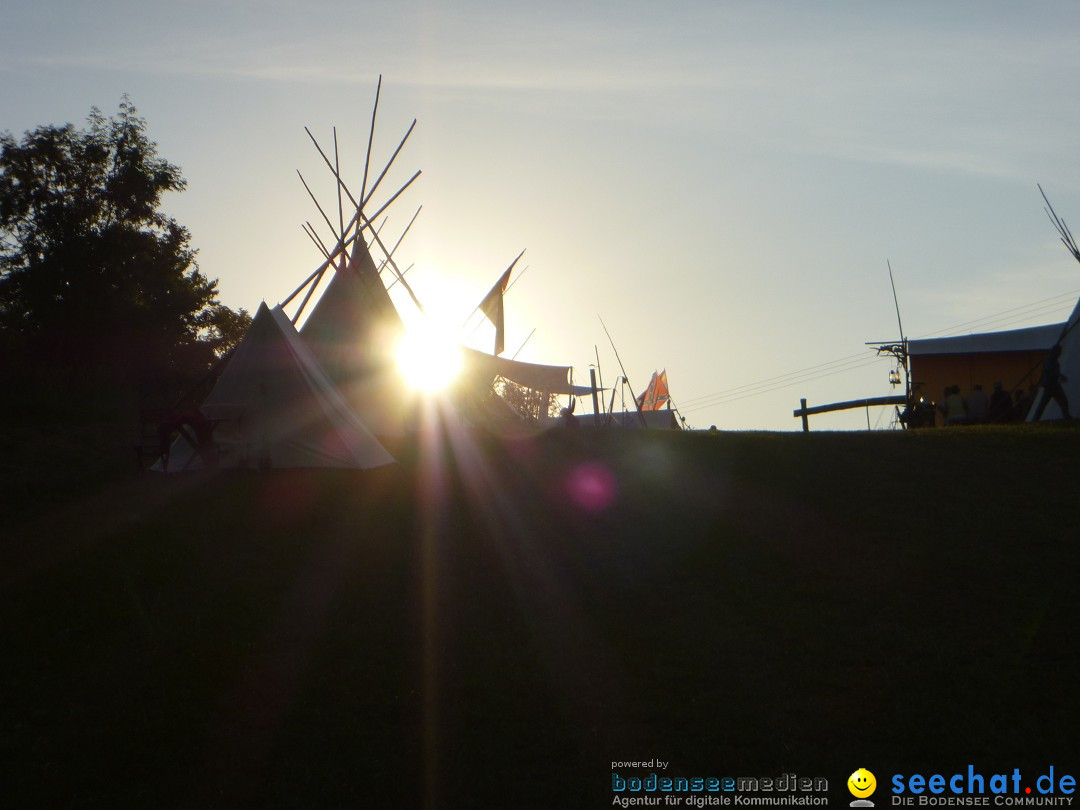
xmin=479 ymin=267 xmax=511 ymax=355
xmin=479 ymin=251 xmax=523 ymax=355
xmin=636 ymin=369 xmax=671 ymax=411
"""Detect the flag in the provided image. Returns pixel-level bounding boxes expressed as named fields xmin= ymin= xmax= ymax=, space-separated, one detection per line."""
xmin=479 ymin=267 xmax=511 ymax=355
xmin=636 ymin=370 xmax=671 ymax=411
xmin=479 ymin=250 xmax=523 ymax=355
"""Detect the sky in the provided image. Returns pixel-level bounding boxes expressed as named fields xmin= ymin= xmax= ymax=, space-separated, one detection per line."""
xmin=4 ymin=0 xmax=1080 ymax=430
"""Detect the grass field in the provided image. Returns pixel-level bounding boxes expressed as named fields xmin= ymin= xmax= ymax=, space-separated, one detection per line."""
xmin=2 ymin=422 xmax=1078 ymax=807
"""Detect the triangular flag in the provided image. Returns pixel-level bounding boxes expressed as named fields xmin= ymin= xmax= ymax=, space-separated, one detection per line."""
xmin=478 ymin=251 xmax=523 ymax=356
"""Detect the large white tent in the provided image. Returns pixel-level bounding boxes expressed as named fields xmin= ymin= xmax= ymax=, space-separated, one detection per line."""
xmin=1028 ymin=302 xmax=1079 ymax=421
xmin=298 ymin=236 xmax=411 ymax=438
xmin=155 ymin=303 xmax=394 ymax=471
xmin=1028 ymin=187 xmax=1079 ymax=422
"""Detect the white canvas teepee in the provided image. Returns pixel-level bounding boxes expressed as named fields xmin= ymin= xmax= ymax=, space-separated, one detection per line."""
xmin=155 ymin=303 xmax=394 ymax=471
xmin=1028 ymin=186 xmax=1079 ymax=422
xmin=299 ymin=236 xmax=411 ymax=437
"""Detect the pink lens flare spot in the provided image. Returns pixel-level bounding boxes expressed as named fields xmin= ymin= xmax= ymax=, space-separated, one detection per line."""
xmin=565 ymin=463 xmax=617 ymax=513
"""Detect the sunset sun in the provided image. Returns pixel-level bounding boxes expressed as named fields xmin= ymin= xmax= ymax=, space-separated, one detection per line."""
xmin=395 ymin=324 xmax=462 ymax=393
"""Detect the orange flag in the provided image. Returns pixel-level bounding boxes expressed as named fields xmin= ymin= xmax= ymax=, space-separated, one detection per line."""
xmin=636 ymin=370 xmax=671 ymax=411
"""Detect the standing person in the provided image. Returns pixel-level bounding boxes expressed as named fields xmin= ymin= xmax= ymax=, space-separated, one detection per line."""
xmin=967 ymin=384 xmax=990 ymax=424
xmin=1033 ymin=344 xmax=1072 ymax=420
xmin=989 ymin=382 xmax=1012 ymax=423
xmin=944 ymin=385 xmax=967 ymax=426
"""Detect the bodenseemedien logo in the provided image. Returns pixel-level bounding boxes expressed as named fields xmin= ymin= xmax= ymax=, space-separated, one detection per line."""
xmin=849 ymin=768 xmax=878 ymax=807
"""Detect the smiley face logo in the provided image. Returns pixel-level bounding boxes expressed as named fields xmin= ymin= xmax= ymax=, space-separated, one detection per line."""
xmin=848 ymin=768 xmax=877 ymax=798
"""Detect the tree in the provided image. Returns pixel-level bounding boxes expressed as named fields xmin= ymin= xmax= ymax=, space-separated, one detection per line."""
xmin=0 ymin=98 xmax=249 ymax=393
xmin=496 ymin=376 xmax=559 ymax=422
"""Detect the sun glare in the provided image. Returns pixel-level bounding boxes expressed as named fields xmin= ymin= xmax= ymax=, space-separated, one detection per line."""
xmin=396 ymin=324 xmax=463 ymax=393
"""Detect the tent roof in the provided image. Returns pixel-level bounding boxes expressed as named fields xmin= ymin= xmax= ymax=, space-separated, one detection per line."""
xmin=460 ymin=347 xmax=575 ymax=395
xmin=908 ymin=323 xmax=1064 ymax=357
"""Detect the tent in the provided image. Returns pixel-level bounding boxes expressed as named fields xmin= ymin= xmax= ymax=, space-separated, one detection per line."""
xmin=155 ymin=302 xmax=394 ymax=471
xmin=1028 ymin=186 xmax=1080 ymax=421
xmin=299 ymin=238 xmax=411 ymax=437
xmin=1027 ymin=300 xmax=1079 ymax=421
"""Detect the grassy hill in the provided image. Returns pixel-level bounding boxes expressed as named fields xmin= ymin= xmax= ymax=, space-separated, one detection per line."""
xmin=2 ymin=423 xmax=1078 ymax=807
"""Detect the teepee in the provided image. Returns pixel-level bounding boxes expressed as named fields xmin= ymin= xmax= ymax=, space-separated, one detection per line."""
xmin=299 ymin=234 xmax=411 ymax=437
xmin=155 ymin=303 xmax=394 ymax=471
xmin=1028 ymin=186 xmax=1079 ymax=421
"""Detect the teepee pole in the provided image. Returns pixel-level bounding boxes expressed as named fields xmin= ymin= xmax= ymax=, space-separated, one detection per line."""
xmin=292 ymin=270 xmax=326 ymax=325
xmin=306 ymin=127 xmax=360 ymax=213
xmin=281 ymin=265 xmax=322 ymax=307
xmin=360 ymin=203 xmax=425 ymax=313
xmin=303 ymin=221 xmax=333 ymax=261
xmin=376 ymin=205 xmax=422 ymax=276
xmin=293 ymin=167 xmax=419 ymax=298
xmin=361 ymin=119 xmax=416 ymax=211
xmin=386 ymin=262 xmax=415 ymax=291
xmin=297 ymin=170 xmax=344 ymax=258
xmin=334 ymin=127 xmax=346 ymax=246
xmin=1039 ymin=183 xmax=1080 ymax=263
xmin=360 ymin=75 xmax=381 ymax=209
xmin=288 ymin=224 xmax=333 ymax=324
xmin=305 ymin=122 xmax=423 ymax=302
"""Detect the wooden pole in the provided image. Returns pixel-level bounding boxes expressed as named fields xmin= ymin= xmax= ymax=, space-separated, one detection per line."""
xmin=334 ymin=127 xmax=345 ymax=246
xmin=800 ymin=398 xmax=809 ymax=432
xmin=385 ymin=262 xmax=415 ymax=291
xmin=606 ymin=379 xmax=620 ymax=426
xmin=302 ymin=222 xmax=332 ymax=261
xmin=590 ymin=368 xmax=601 ymax=427
xmin=281 ymin=265 xmax=324 ymax=308
xmin=358 ymin=194 xmax=425 ymax=313
xmin=599 ymin=315 xmax=647 ymax=428
xmin=290 ymin=224 xmax=334 ymax=324
xmin=377 ymin=205 xmax=422 ymax=276
xmin=295 ymin=160 xmax=422 ymax=307
xmin=510 ymin=327 xmax=536 ymax=360
xmin=292 ymin=267 xmax=326 ymax=326
xmin=794 ymin=395 xmax=906 ymax=425
xmin=594 ymin=345 xmax=606 ymax=414
xmin=361 ymin=119 xmax=416 ymax=212
xmin=302 ymin=124 xmax=420 ymax=289
xmin=361 ymin=75 xmax=381 ymax=208
xmin=296 ymin=170 xmax=342 ymax=251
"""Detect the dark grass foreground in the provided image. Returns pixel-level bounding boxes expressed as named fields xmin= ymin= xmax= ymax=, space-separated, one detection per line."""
xmin=2 ymin=425 xmax=1078 ymax=807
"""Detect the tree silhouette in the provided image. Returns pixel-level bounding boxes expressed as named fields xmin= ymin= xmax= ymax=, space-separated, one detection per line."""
xmin=0 ymin=98 xmax=249 ymax=394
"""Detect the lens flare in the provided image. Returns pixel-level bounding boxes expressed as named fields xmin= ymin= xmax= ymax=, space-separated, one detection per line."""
xmin=565 ymin=462 xmax=617 ymax=513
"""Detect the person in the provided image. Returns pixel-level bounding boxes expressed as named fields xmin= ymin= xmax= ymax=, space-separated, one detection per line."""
xmin=943 ymin=385 xmax=967 ymax=426
xmin=989 ymin=382 xmax=1012 ymax=423
xmin=967 ymin=384 xmax=989 ymax=424
xmin=902 ymin=384 xmax=935 ymax=428
xmin=1032 ymin=344 xmax=1072 ymax=420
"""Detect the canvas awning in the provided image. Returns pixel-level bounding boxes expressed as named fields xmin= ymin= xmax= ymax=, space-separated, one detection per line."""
xmin=460 ymin=347 xmax=575 ymax=395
